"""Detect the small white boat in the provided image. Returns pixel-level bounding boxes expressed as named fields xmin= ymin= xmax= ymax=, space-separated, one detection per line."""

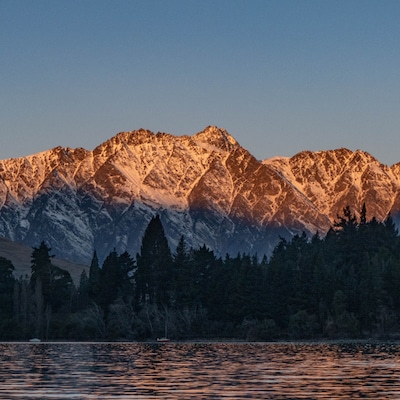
xmin=157 ymin=338 xmax=170 ymax=343
xmin=29 ymin=338 xmax=41 ymax=343
xmin=157 ymin=318 xmax=170 ymax=342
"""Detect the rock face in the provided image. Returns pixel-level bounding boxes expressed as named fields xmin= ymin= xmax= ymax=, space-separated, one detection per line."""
xmin=264 ymin=148 xmax=400 ymax=224
xmin=0 ymin=126 xmax=399 ymax=264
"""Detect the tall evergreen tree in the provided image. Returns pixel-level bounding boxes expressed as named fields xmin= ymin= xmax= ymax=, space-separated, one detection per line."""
xmin=98 ymin=249 xmax=120 ymax=314
xmin=77 ymin=269 xmax=89 ymax=310
xmin=135 ymin=215 xmax=173 ymax=306
xmin=0 ymin=256 xmax=16 ymax=338
xmin=30 ymin=241 xmax=72 ymax=308
xmin=173 ymin=236 xmax=192 ymax=306
xmin=30 ymin=241 xmax=54 ymax=304
xmin=189 ymin=244 xmax=217 ymax=308
xmin=88 ymin=251 xmax=101 ymax=303
xmin=117 ymin=251 xmax=135 ymax=300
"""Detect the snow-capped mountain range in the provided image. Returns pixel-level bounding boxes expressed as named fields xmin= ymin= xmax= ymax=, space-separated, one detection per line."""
xmin=0 ymin=126 xmax=399 ymax=264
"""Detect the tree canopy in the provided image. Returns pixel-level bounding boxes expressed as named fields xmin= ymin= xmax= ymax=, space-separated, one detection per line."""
xmin=2 ymin=207 xmax=400 ymax=341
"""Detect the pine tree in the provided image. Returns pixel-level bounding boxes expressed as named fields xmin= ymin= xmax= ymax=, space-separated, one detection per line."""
xmin=96 ymin=249 xmax=135 ymax=316
xmin=0 ymin=256 xmax=15 ymax=315
xmin=0 ymin=256 xmax=16 ymax=338
xmin=30 ymin=242 xmax=73 ymax=318
xmin=173 ymin=236 xmax=192 ymax=306
xmin=88 ymin=251 xmax=101 ymax=303
xmin=117 ymin=251 xmax=135 ymax=300
xmin=77 ymin=270 xmax=89 ymax=310
xmin=30 ymin=241 xmax=54 ymax=304
xmin=189 ymin=244 xmax=216 ymax=309
xmin=135 ymin=215 xmax=173 ymax=306
xmin=360 ymin=202 xmax=367 ymax=225
xmin=98 ymin=249 xmax=120 ymax=314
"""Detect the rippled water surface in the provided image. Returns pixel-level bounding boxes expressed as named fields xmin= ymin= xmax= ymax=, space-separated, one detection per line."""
xmin=1 ymin=341 xmax=400 ymax=399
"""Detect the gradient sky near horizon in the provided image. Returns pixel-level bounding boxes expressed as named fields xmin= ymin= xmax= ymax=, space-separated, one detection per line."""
xmin=1 ymin=0 xmax=400 ymax=165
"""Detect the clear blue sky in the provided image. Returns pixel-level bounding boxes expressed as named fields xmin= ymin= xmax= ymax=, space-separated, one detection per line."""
xmin=1 ymin=0 xmax=400 ymax=165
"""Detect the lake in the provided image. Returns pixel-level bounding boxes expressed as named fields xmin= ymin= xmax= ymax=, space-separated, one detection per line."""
xmin=0 ymin=341 xmax=400 ymax=399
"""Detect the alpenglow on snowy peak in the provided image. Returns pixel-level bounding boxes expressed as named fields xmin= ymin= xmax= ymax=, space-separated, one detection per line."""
xmin=0 ymin=126 xmax=400 ymax=264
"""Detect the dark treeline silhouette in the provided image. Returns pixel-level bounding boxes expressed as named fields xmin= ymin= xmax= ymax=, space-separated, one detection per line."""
xmin=2 ymin=206 xmax=400 ymax=341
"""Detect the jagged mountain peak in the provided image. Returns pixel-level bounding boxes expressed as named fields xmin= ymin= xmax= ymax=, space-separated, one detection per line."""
xmin=346 ymin=149 xmax=382 ymax=166
xmin=193 ymin=126 xmax=238 ymax=151
xmin=114 ymin=128 xmax=156 ymax=144
xmin=265 ymin=146 xmax=398 ymax=224
xmin=0 ymin=146 xmax=79 ymax=202
xmin=92 ymin=129 xmax=152 ymax=156
xmin=290 ymin=147 xmax=366 ymax=164
xmin=284 ymin=147 xmax=385 ymax=179
xmin=98 ymin=126 xmax=236 ymax=151
xmin=391 ymin=162 xmax=400 ymax=176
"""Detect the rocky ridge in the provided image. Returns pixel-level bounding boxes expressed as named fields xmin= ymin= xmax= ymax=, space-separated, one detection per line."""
xmin=0 ymin=126 xmax=399 ymax=264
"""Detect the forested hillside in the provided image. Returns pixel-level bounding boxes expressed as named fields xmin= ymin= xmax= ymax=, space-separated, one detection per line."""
xmin=1 ymin=205 xmax=400 ymax=341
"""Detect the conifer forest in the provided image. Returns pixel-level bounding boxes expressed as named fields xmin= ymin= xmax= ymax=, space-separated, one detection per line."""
xmin=2 ymin=205 xmax=400 ymax=341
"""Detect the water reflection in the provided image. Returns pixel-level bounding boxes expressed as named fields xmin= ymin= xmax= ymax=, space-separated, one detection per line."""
xmin=1 ymin=342 xmax=400 ymax=398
